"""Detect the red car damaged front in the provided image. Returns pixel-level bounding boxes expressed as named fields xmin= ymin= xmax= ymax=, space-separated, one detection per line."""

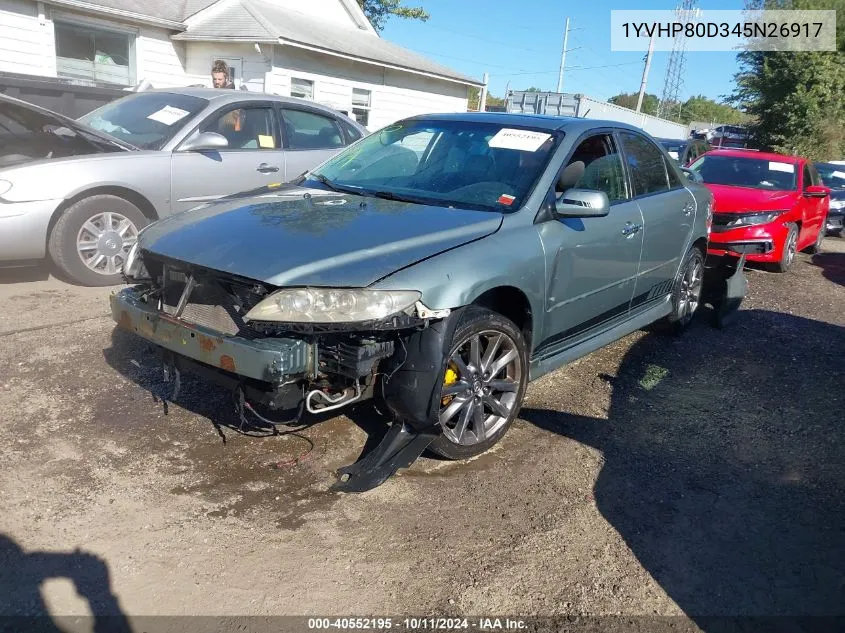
xmin=688 ymin=150 xmax=829 ymax=272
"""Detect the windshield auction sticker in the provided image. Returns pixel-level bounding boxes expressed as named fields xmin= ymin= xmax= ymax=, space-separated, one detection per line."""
xmin=147 ymin=105 xmax=191 ymax=126
xmin=489 ymin=129 xmax=552 ymax=152
xmin=611 ymin=9 xmax=837 ymax=52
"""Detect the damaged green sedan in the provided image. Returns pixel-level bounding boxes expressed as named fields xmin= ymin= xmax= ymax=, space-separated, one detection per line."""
xmin=112 ymin=113 xmax=724 ymax=491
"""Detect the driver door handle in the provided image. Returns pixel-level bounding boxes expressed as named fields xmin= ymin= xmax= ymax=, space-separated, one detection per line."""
xmin=257 ymin=163 xmax=280 ymax=173
xmin=622 ymin=222 xmax=642 ymax=237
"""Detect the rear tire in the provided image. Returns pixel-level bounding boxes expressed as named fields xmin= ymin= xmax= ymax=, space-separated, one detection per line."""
xmin=662 ymin=246 xmax=704 ymax=334
xmin=428 ymin=307 xmax=529 ymax=461
xmin=48 ymin=195 xmax=149 ymax=286
xmin=768 ymin=222 xmax=798 ymax=273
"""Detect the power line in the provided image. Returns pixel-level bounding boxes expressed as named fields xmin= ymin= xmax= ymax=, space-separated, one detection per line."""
xmin=488 ymin=61 xmax=641 ymax=78
xmin=423 ymin=23 xmax=556 ymax=55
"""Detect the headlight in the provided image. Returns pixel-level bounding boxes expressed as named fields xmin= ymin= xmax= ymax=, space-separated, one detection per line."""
xmin=245 ymin=288 xmax=421 ymax=323
xmin=122 ymin=227 xmax=150 ymax=281
xmin=725 ymin=211 xmax=785 ymax=228
xmin=829 ymin=198 xmax=845 ymax=210
xmin=0 ymin=180 xmax=12 ymax=197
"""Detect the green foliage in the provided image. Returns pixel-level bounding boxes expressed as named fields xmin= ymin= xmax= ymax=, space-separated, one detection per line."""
xmin=607 ymin=93 xmax=745 ymax=125
xmin=356 ymin=0 xmax=429 ymax=31
xmin=608 ymin=92 xmax=660 ymax=116
xmin=468 ymin=88 xmax=505 ymax=111
xmin=731 ymin=0 xmax=845 ymax=160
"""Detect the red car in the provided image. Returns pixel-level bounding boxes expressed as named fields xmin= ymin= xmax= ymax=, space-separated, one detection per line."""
xmin=688 ymin=149 xmax=830 ymax=272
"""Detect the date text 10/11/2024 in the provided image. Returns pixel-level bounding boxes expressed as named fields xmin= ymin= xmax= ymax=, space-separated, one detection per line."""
xmin=307 ymin=617 xmax=528 ymax=630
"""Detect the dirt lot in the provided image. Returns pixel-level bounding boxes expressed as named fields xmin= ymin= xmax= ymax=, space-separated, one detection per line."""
xmin=1 ymin=241 xmax=844 ymax=629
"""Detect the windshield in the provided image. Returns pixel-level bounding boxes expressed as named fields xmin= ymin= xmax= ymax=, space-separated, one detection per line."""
xmin=306 ymin=119 xmax=561 ymax=212
xmin=79 ymin=92 xmax=209 ymax=150
xmin=816 ymin=163 xmax=845 ymax=190
xmin=689 ymin=154 xmax=797 ymax=191
xmin=0 ymin=98 xmax=123 ymax=168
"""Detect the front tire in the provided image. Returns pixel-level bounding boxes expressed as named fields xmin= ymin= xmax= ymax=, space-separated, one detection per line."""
xmin=428 ymin=307 xmax=529 ymax=460
xmin=768 ymin=222 xmax=798 ymax=273
xmin=48 ymin=195 xmax=149 ymax=286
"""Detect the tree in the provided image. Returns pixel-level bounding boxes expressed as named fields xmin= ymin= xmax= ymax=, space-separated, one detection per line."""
xmin=608 ymin=92 xmax=660 ymax=116
xmin=730 ymin=0 xmax=845 ymax=160
xmin=680 ymin=95 xmax=749 ymax=126
xmin=467 ymin=88 xmax=506 ymax=111
xmin=356 ymin=0 xmax=429 ymax=31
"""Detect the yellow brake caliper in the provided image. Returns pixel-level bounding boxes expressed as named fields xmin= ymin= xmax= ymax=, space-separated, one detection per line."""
xmin=441 ymin=362 xmax=459 ymax=407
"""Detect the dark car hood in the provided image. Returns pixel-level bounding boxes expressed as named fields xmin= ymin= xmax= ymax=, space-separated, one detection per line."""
xmin=705 ymin=183 xmax=796 ymax=213
xmin=139 ymin=186 xmax=504 ymax=287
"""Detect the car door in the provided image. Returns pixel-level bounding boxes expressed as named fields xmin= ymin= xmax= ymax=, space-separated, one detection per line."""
xmin=170 ymin=101 xmax=284 ymax=213
xmin=618 ymin=130 xmax=695 ymax=309
xmin=279 ymin=106 xmax=348 ymax=180
xmin=534 ymin=131 xmax=644 ymax=356
xmin=799 ymin=162 xmax=825 ymax=246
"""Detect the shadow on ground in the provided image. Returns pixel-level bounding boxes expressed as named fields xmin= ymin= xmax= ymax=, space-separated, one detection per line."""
xmin=0 ymin=534 xmax=131 ymax=631
xmin=523 ymin=309 xmax=845 ymax=623
xmin=811 ymin=252 xmax=845 ymax=287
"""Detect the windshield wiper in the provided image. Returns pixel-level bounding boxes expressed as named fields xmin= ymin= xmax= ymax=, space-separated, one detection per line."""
xmin=311 ymin=173 xmax=357 ymax=194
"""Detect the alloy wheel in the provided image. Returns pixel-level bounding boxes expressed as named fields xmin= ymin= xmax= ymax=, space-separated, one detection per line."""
xmin=785 ymin=231 xmax=797 ymax=267
xmin=439 ymin=330 xmax=522 ymax=446
xmin=76 ymin=211 xmax=139 ymax=276
xmin=678 ymin=256 xmax=703 ymax=325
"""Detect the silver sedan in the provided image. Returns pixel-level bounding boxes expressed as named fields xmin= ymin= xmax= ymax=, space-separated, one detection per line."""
xmin=0 ymin=89 xmax=366 ymax=285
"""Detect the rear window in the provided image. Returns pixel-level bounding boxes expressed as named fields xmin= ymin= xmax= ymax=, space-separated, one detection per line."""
xmin=79 ymin=92 xmax=209 ymax=150
xmin=690 ymin=154 xmax=797 ymax=191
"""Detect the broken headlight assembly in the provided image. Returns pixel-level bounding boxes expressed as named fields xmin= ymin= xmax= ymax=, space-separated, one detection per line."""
xmin=724 ymin=210 xmax=785 ymax=228
xmin=122 ymin=239 xmax=150 ymax=282
xmin=244 ymin=288 xmax=422 ymax=323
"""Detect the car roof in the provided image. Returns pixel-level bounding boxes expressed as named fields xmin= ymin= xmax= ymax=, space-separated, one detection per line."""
xmin=127 ymin=88 xmax=362 ymax=124
xmin=403 ymin=111 xmax=648 ymax=134
xmin=705 ymin=148 xmax=803 ymax=163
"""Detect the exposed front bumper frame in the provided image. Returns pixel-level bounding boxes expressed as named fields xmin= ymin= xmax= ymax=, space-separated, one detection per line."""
xmin=110 ymin=287 xmax=312 ymax=383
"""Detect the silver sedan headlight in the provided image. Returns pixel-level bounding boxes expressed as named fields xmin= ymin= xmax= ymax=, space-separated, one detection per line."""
xmin=244 ymin=288 xmax=421 ymax=323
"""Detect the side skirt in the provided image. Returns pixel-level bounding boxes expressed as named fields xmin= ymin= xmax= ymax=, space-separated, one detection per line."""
xmin=528 ymin=295 xmax=673 ymax=382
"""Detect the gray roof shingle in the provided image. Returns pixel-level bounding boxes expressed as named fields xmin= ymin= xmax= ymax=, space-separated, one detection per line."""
xmin=45 ymin=0 xmax=218 ymax=24
xmin=173 ymin=0 xmax=480 ymax=85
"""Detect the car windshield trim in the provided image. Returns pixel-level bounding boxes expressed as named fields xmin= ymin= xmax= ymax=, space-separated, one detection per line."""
xmin=304 ymin=119 xmax=562 ymax=213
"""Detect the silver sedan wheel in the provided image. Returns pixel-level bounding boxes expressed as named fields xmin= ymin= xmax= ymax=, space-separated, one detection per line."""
xmin=678 ymin=256 xmax=703 ymax=324
xmin=76 ymin=211 xmax=139 ymax=276
xmin=439 ymin=330 xmax=523 ymax=446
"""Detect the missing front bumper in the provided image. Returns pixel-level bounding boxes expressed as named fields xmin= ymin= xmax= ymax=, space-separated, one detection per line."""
xmin=110 ymin=287 xmax=312 ymax=383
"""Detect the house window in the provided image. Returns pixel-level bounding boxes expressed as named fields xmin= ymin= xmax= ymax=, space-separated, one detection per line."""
xmin=55 ymin=21 xmax=135 ymax=86
xmin=291 ymin=78 xmax=314 ymax=100
xmin=352 ymin=88 xmax=371 ymax=127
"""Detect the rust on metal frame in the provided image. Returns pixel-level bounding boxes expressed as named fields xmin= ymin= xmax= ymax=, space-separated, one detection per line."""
xmin=220 ymin=355 xmax=236 ymax=372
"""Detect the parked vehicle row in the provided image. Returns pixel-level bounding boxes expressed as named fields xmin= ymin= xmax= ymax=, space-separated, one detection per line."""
xmin=0 ymin=90 xmax=366 ymax=285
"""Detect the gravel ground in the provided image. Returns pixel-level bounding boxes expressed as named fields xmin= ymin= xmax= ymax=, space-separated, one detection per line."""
xmin=0 ymin=240 xmax=843 ymax=629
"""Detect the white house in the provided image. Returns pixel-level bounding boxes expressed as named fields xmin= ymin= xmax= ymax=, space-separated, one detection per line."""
xmin=0 ymin=0 xmax=481 ymax=128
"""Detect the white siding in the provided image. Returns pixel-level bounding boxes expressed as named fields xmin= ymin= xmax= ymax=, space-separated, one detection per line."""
xmin=0 ymin=0 xmax=55 ymax=77
xmin=136 ymin=27 xmax=188 ymax=87
xmin=0 ymin=0 xmax=188 ymax=87
xmin=270 ymin=45 xmax=468 ymax=130
xmin=184 ymin=41 xmax=271 ymax=90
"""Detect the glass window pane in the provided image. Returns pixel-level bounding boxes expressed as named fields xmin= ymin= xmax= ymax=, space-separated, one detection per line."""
xmin=563 ymin=134 xmax=628 ymax=202
xmin=352 ymin=88 xmax=371 ymax=107
xmin=201 ymin=107 xmax=276 ymax=150
xmin=620 ymin=132 xmax=670 ymax=196
xmin=290 ymin=78 xmax=314 ymax=100
xmin=282 ymin=109 xmax=344 ymax=149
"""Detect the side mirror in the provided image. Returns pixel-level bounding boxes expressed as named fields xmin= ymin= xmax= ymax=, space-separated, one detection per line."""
xmin=680 ymin=167 xmax=703 ymax=183
xmin=803 ymin=184 xmax=830 ymax=198
xmin=554 ymin=189 xmax=610 ymax=218
xmin=179 ymin=131 xmax=229 ymax=152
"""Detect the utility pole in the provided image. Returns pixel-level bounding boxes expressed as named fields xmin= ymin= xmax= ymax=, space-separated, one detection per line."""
xmin=556 ymin=17 xmax=571 ymax=93
xmin=636 ymin=34 xmax=655 ymax=113
xmin=479 ymin=72 xmax=489 ymax=112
